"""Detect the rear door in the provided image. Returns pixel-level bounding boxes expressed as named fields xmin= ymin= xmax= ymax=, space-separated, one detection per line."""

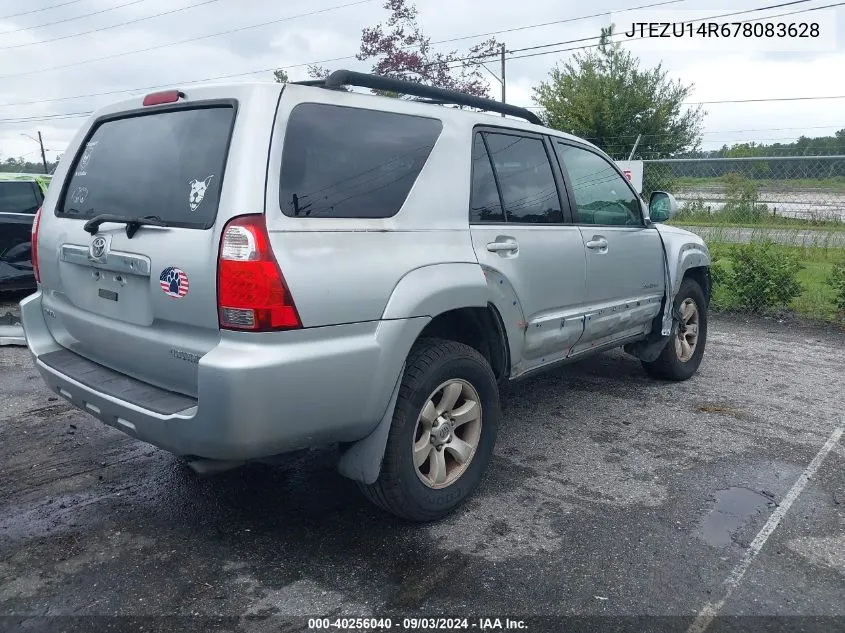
xmin=552 ymin=141 xmax=665 ymax=355
xmin=37 ymin=102 xmax=239 ymax=397
xmin=468 ymin=129 xmax=587 ymax=373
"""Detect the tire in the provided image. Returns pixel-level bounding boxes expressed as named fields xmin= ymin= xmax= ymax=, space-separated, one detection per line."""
xmin=642 ymin=277 xmax=708 ymax=381
xmin=359 ymin=338 xmax=500 ymax=522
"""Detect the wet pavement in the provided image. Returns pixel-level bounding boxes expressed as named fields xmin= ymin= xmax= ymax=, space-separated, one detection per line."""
xmin=0 ymin=314 xmax=843 ymax=632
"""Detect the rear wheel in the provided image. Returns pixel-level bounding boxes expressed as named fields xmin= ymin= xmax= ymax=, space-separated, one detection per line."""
xmin=642 ymin=277 xmax=708 ymax=381
xmin=359 ymin=338 xmax=499 ymax=522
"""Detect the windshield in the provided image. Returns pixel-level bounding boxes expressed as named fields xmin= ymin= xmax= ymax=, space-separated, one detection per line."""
xmin=57 ymin=105 xmax=235 ymax=229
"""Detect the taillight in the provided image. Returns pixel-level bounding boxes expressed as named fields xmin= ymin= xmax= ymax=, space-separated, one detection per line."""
xmin=217 ymin=214 xmax=301 ymax=331
xmin=31 ymin=206 xmax=42 ymax=283
xmin=142 ymin=90 xmax=184 ymax=106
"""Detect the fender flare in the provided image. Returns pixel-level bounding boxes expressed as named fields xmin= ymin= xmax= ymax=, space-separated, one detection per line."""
xmin=665 ymin=243 xmax=711 ymax=298
xmin=381 ymin=262 xmax=489 ymax=320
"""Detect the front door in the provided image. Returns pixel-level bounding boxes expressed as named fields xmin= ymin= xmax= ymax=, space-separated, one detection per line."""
xmin=553 ymin=141 xmax=665 ymax=356
xmin=468 ymin=130 xmax=587 ymax=375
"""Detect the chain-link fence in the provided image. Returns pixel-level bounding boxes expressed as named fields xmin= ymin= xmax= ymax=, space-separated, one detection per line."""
xmin=642 ymin=155 xmax=845 ymax=247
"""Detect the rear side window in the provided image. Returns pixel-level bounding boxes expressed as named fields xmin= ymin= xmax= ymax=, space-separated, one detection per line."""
xmin=57 ymin=106 xmax=235 ymax=229
xmin=470 ymin=134 xmax=504 ymax=223
xmin=483 ymin=133 xmax=563 ymax=224
xmin=0 ymin=181 xmax=40 ymax=214
xmin=279 ymin=103 xmax=442 ymax=218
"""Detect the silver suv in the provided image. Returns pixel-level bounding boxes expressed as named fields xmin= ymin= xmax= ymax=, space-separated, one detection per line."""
xmin=22 ymin=71 xmax=711 ymax=521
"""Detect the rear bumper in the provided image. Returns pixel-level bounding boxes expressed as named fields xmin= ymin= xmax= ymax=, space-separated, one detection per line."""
xmin=21 ymin=291 xmax=429 ymax=460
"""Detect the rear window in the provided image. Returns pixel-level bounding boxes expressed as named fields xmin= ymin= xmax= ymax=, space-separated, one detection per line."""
xmin=279 ymin=103 xmax=442 ymax=218
xmin=0 ymin=181 xmax=41 ymax=214
xmin=57 ymin=105 xmax=235 ymax=229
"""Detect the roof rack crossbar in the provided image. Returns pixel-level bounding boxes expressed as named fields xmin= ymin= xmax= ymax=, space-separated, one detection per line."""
xmin=313 ymin=70 xmax=543 ymax=126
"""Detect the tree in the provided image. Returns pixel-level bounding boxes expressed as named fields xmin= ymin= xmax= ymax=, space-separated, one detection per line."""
xmin=0 ymin=155 xmax=59 ymax=174
xmin=273 ymin=69 xmax=289 ymax=84
xmin=532 ymin=26 xmax=704 ymax=159
xmin=275 ymin=0 xmax=498 ymax=97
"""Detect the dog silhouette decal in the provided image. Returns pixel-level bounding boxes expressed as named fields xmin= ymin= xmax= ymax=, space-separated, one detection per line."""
xmin=188 ymin=175 xmax=214 ymax=212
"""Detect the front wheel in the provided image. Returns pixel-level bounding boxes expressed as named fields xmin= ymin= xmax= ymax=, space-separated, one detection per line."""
xmin=642 ymin=277 xmax=708 ymax=381
xmin=359 ymin=338 xmax=500 ymax=522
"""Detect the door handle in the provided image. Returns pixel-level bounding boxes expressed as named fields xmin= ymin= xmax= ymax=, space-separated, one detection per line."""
xmin=486 ymin=239 xmax=518 ymax=254
xmin=585 ymin=236 xmax=609 ymax=251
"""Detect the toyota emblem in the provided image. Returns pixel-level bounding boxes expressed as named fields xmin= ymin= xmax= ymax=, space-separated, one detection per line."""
xmin=89 ymin=235 xmax=107 ymax=260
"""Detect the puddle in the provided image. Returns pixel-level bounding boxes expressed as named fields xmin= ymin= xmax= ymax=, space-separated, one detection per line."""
xmin=697 ymin=487 xmax=776 ymax=547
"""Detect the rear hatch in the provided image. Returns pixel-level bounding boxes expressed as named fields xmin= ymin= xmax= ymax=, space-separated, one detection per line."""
xmin=37 ymin=95 xmax=253 ymax=397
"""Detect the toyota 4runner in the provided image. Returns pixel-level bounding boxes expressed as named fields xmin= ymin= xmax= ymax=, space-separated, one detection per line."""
xmin=21 ymin=70 xmax=711 ymax=521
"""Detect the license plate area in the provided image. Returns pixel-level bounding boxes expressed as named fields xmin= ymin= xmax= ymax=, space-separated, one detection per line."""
xmin=58 ymin=244 xmax=154 ymax=326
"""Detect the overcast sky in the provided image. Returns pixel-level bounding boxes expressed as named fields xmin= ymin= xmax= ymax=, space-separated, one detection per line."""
xmin=0 ymin=0 xmax=843 ymax=163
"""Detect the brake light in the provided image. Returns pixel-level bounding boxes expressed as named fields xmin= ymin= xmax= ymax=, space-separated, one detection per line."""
xmin=217 ymin=215 xmax=301 ymax=331
xmin=31 ymin=206 xmax=42 ymax=283
xmin=142 ymin=90 xmax=183 ymax=106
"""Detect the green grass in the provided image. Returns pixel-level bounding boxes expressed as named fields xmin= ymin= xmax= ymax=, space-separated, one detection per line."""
xmin=792 ymin=261 xmax=840 ymax=321
xmin=707 ymin=241 xmax=845 ymax=323
xmin=673 ymin=176 xmax=845 ymax=191
xmin=671 ymin=215 xmax=845 ymax=231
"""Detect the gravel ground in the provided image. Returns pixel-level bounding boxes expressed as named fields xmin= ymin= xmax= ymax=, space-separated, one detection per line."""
xmin=0 ymin=313 xmax=843 ymax=633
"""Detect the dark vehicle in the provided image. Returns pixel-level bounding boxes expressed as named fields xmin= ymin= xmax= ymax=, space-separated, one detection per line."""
xmin=0 ymin=174 xmax=50 ymax=291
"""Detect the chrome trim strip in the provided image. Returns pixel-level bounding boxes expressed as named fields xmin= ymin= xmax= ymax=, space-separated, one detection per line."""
xmin=60 ymin=244 xmax=151 ymax=276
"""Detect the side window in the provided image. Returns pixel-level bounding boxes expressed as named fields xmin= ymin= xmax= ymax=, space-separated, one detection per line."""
xmin=469 ymin=134 xmax=504 ymax=223
xmin=279 ymin=104 xmax=443 ymax=219
xmin=555 ymin=143 xmax=642 ymax=226
xmin=484 ymin=133 xmax=563 ymax=224
xmin=0 ymin=181 xmax=40 ymax=214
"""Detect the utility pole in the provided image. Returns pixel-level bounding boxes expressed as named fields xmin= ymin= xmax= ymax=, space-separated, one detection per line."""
xmin=500 ymin=43 xmax=506 ymax=114
xmin=20 ymin=131 xmax=49 ymax=173
xmin=37 ymin=131 xmax=48 ymax=174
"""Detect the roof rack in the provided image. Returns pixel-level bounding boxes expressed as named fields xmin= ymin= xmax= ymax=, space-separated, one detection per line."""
xmin=293 ymin=69 xmax=543 ymax=126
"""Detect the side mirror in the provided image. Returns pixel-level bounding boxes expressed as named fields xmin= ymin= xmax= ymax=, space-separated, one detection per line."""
xmin=648 ymin=191 xmax=679 ymax=223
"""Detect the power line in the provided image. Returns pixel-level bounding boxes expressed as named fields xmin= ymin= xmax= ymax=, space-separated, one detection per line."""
xmin=0 ymin=0 xmax=840 ymax=119
xmin=420 ymin=0 xmax=837 ymax=87
xmin=0 ymin=0 xmax=151 ymax=36
xmin=0 ymin=0 xmax=85 ymax=21
xmin=397 ymin=0 xmax=692 ymax=49
xmin=506 ymin=0 xmax=817 ymax=55
xmin=0 ymin=0 xmax=380 ymax=79
xmin=3 ymin=95 xmax=844 ymax=127
xmin=0 ymin=111 xmax=91 ymax=124
xmin=524 ymin=95 xmax=845 ymax=109
xmin=0 ymin=0 xmax=694 ymax=101
xmin=505 ymin=1 xmax=843 ymax=63
xmin=0 ymin=0 xmax=223 ymax=49
xmin=702 ymin=124 xmax=845 ymax=134
xmin=574 ymin=126 xmax=845 ymax=143
xmin=690 ymin=95 xmax=845 ymax=105
xmin=596 ymin=124 xmax=845 ymax=139
xmin=0 ymin=58 xmax=351 ymax=108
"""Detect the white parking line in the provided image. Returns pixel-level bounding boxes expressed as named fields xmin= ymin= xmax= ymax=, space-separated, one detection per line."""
xmin=687 ymin=423 xmax=845 ymax=633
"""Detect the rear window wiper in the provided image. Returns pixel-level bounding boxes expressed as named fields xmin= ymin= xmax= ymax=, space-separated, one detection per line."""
xmin=83 ymin=214 xmax=168 ymax=239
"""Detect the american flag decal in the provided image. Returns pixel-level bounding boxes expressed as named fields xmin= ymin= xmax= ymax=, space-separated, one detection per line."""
xmin=159 ymin=267 xmax=190 ymax=298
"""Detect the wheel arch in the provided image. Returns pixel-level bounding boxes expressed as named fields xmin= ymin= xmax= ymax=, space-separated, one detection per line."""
xmin=414 ymin=304 xmax=511 ymax=382
xmin=338 ymin=296 xmax=511 ymax=485
xmin=683 ymin=265 xmax=712 ymax=305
